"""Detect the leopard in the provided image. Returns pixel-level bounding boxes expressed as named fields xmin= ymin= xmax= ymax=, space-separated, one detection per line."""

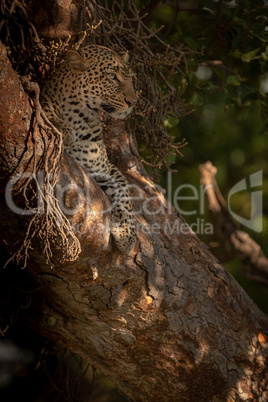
xmin=40 ymin=45 xmax=138 ymax=253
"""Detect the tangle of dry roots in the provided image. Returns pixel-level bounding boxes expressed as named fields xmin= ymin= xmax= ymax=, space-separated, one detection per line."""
xmin=6 ymin=78 xmax=81 ymax=268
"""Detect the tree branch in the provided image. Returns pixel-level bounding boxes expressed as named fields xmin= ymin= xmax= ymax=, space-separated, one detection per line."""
xmin=1 ymin=41 xmax=268 ymax=401
xmin=199 ymin=161 xmax=268 ymax=287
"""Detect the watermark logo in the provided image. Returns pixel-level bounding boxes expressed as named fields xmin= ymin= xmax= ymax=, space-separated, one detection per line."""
xmin=228 ymin=170 xmax=263 ymax=232
xmin=4 ymin=169 xmax=263 ymax=236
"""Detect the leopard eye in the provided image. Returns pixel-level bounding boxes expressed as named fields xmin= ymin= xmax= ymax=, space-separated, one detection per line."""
xmin=108 ymin=73 xmax=117 ymax=81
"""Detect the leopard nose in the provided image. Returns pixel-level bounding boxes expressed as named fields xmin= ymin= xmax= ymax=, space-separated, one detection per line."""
xmin=125 ymin=98 xmax=137 ymax=107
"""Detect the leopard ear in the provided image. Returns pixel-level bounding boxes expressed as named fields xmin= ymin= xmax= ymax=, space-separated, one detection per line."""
xmin=66 ymin=50 xmax=86 ymax=69
xmin=122 ymin=51 xmax=129 ymax=64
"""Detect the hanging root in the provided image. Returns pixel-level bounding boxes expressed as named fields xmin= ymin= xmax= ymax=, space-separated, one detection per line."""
xmin=7 ymin=206 xmax=82 ymax=269
xmin=5 ymin=77 xmax=81 ymax=269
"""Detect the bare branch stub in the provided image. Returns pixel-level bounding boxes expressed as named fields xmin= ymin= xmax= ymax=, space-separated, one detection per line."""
xmin=199 ymin=161 xmax=268 ymax=287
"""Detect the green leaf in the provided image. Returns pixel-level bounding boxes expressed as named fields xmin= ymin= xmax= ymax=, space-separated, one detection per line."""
xmin=187 ymin=72 xmax=198 ymax=89
xmin=227 ymin=75 xmax=241 ymax=86
xmin=192 ymin=93 xmax=204 ymax=106
xmin=241 ymin=48 xmax=261 ymax=62
xmin=184 ymin=37 xmax=198 ymax=49
xmin=211 ymin=66 xmax=225 ymax=83
xmin=204 ymin=82 xmax=220 ymax=93
xmin=165 ymin=116 xmax=179 ymax=128
xmin=261 ymin=51 xmax=268 ymax=61
xmin=165 ymin=152 xmax=177 ymax=166
xmin=201 ymin=7 xmax=215 ymax=19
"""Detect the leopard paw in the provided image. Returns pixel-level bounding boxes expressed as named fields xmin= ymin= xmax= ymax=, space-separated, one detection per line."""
xmin=111 ymin=215 xmax=136 ymax=254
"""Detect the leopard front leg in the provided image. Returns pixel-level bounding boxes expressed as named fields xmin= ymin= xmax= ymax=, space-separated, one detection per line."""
xmin=94 ymin=164 xmax=136 ymax=253
xmin=65 ymin=120 xmax=136 ymax=253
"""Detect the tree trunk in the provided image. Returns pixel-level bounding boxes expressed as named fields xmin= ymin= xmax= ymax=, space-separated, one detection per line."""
xmin=1 ymin=16 xmax=268 ymax=402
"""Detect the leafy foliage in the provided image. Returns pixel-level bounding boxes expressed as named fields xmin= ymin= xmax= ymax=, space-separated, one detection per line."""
xmin=141 ymin=0 xmax=268 ymax=311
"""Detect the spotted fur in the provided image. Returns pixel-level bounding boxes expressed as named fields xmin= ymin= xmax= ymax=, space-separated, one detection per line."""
xmin=40 ymin=45 xmax=138 ymax=253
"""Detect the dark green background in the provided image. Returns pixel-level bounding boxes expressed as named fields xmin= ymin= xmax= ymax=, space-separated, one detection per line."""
xmin=140 ymin=0 xmax=268 ymax=314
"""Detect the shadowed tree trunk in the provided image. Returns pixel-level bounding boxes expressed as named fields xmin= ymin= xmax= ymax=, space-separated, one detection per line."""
xmin=0 ymin=2 xmax=268 ymax=401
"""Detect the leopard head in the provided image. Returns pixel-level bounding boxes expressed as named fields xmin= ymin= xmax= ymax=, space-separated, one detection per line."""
xmin=66 ymin=45 xmax=138 ymax=119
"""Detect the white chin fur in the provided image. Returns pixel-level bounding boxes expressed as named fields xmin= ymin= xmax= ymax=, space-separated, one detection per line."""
xmin=110 ymin=108 xmax=133 ymax=120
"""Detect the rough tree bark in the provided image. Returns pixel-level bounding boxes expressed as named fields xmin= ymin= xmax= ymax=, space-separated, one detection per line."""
xmin=1 ymin=7 xmax=268 ymax=402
